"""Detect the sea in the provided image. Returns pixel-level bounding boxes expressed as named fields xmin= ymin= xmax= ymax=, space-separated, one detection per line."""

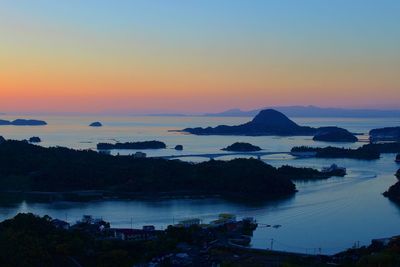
xmin=0 ymin=114 xmax=399 ymax=254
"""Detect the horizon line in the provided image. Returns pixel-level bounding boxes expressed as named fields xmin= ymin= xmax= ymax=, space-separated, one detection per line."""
xmin=2 ymin=105 xmax=400 ymax=116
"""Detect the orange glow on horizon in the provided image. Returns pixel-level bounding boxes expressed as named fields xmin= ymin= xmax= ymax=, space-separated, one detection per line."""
xmin=1 ymin=1 xmax=399 ymax=113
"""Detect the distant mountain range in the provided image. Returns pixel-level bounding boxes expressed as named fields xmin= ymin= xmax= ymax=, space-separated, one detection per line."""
xmin=203 ymin=106 xmax=400 ymax=118
xmin=3 ymin=106 xmax=400 ymax=118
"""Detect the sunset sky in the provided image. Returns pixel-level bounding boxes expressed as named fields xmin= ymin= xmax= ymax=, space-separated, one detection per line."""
xmin=1 ymin=0 xmax=399 ymax=113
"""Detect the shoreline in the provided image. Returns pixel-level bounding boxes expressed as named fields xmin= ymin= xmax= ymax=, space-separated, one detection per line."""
xmin=0 ymin=190 xmax=295 ymax=203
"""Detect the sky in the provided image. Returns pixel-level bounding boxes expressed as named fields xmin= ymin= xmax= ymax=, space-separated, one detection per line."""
xmin=1 ymin=0 xmax=400 ymax=114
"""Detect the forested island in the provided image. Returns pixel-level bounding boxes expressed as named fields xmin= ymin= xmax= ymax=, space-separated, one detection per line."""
xmin=182 ymin=109 xmax=355 ymax=139
xmin=369 ymin=126 xmax=400 ymax=142
xmin=97 ymin=141 xmax=167 ymax=150
xmin=182 ymin=109 xmax=316 ymax=136
xmin=222 ymin=142 xmax=262 ymax=152
xmin=313 ymin=127 xmax=358 ymax=142
xmin=0 ymin=140 xmax=343 ymax=200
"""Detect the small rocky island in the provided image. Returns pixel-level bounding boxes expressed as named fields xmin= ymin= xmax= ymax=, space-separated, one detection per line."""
xmin=174 ymin=145 xmax=183 ymax=150
xmin=369 ymin=126 xmax=400 ymax=142
xmin=313 ymin=127 xmax=358 ymax=142
xmin=0 ymin=119 xmax=47 ymax=126
xmin=29 ymin=136 xmax=41 ymax=143
xmin=383 ymin=169 xmax=400 ymax=202
xmin=222 ymin=142 xmax=262 ymax=152
xmin=97 ymin=140 xmax=167 ymax=150
xmin=89 ymin=121 xmax=103 ymax=127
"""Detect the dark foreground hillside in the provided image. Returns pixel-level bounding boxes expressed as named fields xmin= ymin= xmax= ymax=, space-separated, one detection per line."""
xmin=2 ymin=213 xmax=399 ymax=267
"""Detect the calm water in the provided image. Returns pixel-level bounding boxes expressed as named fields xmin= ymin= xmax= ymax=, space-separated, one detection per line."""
xmin=0 ymin=115 xmax=400 ymax=254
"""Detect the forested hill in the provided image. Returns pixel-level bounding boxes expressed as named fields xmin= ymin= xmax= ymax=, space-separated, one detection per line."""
xmin=0 ymin=140 xmax=299 ymax=199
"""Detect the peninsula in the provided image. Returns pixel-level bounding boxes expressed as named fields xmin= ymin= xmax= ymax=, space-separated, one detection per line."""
xmin=0 ymin=140 xmax=341 ymax=200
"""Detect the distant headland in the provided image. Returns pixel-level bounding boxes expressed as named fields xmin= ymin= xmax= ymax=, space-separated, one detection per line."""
xmin=0 ymin=119 xmax=47 ymax=126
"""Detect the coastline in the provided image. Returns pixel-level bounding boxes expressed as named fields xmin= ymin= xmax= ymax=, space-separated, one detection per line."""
xmin=0 ymin=189 xmax=296 ymax=203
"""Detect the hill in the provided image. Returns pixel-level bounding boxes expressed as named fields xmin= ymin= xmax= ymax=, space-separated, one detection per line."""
xmin=0 ymin=140 xmax=296 ymax=199
xmin=183 ymin=109 xmax=316 ymax=136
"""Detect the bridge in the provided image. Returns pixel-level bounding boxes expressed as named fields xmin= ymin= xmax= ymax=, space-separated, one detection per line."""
xmin=154 ymin=151 xmax=292 ymax=160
